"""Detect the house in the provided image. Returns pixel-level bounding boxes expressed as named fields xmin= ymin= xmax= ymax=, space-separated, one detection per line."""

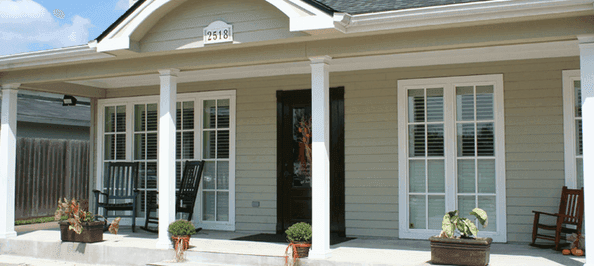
xmin=1 ymin=0 xmax=593 ymax=260
xmin=0 ymin=91 xmax=90 ymax=141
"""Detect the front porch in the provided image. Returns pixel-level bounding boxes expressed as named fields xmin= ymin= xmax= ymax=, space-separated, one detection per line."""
xmin=0 ymin=224 xmax=586 ymax=266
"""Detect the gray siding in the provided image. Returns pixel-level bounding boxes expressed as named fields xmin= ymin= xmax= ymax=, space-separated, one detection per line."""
xmin=140 ymin=0 xmax=308 ymax=53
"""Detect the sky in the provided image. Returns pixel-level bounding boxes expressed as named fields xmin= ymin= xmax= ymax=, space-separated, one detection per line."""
xmin=0 ymin=0 xmax=130 ymax=56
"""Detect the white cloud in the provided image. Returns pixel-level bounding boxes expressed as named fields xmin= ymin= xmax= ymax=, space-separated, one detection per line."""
xmin=115 ymin=0 xmax=129 ymax=11
xmin=0 ymin=0 xmax=93 ymax=56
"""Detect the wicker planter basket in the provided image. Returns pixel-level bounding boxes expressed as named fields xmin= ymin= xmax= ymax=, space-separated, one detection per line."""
xmin=292 ymin=242 xmax=311 ymax=258
xmin=172 ymin=235 xmax=191 ymax=251
xmin=59 ymin=221 xmax=104 ymax=243
xmin=429 ymin=236 xmax=492 ymax=266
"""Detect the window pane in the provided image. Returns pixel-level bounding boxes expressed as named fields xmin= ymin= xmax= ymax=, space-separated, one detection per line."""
xmin=458 ymin=196 xmax=476 ymax=221
xmin=147 ymin=133 xmax=157 ymax=160
xmin=217 ymin=192 xmax=229 ymax=221
xmin=203 ymin=131 xmax=216 ymax=159
xmin=204 ymin=100 xmax=216 ymax=129
xmin=409 ymin=125 xmax=425 ymax=157
xmin=477 ymin=159 xmax=496 ymax=193
xmin=183 ymin=101 xmax=195 ymax=130
xmin=409 ymin=160 xmax=425 ymax=193
xmin=575 ymin=80 xmax=582 ymax=117
xmin=183 ymin=132 xmax=194 ymax=159
xmin=217 ymin=161 xmax=229 ymax=190
xmin=203 ymin=191 xmax=215 ymax=221
xmin=409 ymin=195 xmax=426 ymax=229
xmin=116 ymin=106 xmax=126 ymax=132
xmin=218 ymin=99 xmax=230 ymax=128
xmin=104 ymin=135 xmax=114 ymax=160
xmin=426 ymin=88 xmax=444 ymax=122
xmin=176 ymin=102 xmax=182 ymax=131
xmin=458 ymin=159 xmax=476 ymax=193
xmin=476 ymin=85 xmax=494 ymax=120
xmin=138 ymin=162 xmax=147 ymax=189
xmin=427 ymin=124 xmax=444 ymax=156
xmin=176 ymin=132 xmax=182 ymax=160
xmin=105 ymin=106 xmax=115 ymax=133
xmin=478 ymin=196 xmax=496 ymax=231
xmin=577 ymin=158 xmax=583 ymax=189
xmin=134 ymin=134 xmax=145 ymax=160
xmin=408 ymin=89 xmax=425 ymax=123
xmin=428 ymin=196 xmax=445 ymax=230
xmin=146 ymin=162 xmax=157 ymax=189
xmin=176 ymin=161 xmax=182 ymax=188
xmin=134 ymin=104 xmax=145 ymax=132
xmin=203 ymin=161 xmax=215 ymax=189
xmin=217 ymin=130 xmax=229 ymax=159
xmin=477 ymin=123 xmax=494 ymax=156
xmin=428 ymin=160 xmax=445 ymax=193
xmin=457 ymin=123 xmax=475 ymax=157
xmin=576 ymin=120 xmax=583 ymax=156
xmin=147 ymin=104 xmax=158 ymax=131
xmin=456 ymin=86 xmax=475 ymax=121
xmin=116 ymin=134 xmax=126 ymax=160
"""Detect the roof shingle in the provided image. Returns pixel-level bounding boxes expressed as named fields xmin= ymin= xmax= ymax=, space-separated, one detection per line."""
xmin=313 ymin=0 xmax=492 ymax=14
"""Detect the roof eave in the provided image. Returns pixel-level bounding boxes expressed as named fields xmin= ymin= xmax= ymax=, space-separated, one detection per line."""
xmin=0 ymin=44 xmax=114 ymax=72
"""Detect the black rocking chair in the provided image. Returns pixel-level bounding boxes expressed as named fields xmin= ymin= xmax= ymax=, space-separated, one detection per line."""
xmin=94 ymin=162 xmax=140 ymax=232
xmin=141 ymin=160 xmax=205 ymax=233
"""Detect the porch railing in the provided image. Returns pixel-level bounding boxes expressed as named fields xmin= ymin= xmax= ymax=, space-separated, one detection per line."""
xmin=14 ymin=138 xmax=90 ymax=220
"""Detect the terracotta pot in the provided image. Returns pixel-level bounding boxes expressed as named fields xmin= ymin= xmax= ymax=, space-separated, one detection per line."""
xmin=292 ymin=242 xmax=311 ymax=258
xmin=59 ymin=220 xmax=104 ymax=243
xmin=172 ymin=235 xmax=191 ymax=251
xmin=429 ymin=236 xmax=492 ymax=266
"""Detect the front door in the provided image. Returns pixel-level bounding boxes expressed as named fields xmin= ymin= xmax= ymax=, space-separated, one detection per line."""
xmin=276 ymin=88 xmax=345 ymax=236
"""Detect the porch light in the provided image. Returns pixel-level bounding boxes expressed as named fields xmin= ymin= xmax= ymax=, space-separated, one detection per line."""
xmin=62 ymin=95 xmax=77 ymax=106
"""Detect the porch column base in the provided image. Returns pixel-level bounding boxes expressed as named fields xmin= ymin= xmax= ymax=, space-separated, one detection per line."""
xmin=156 ymin=238 xmax=173 ymax=249
xmin=308 ymin=250 xmax=332 ymax=260
xmin=0 ymin=232 xmax=17 ymax=239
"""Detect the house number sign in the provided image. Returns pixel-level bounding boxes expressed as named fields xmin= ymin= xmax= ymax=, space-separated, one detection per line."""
xmin=204 ymin=21 xmax=233 ymax=44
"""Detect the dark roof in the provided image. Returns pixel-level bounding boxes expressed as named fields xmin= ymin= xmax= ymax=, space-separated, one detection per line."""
xmin=0 ymin=95 xmax=90 ymax=127
xmin=313 ymin=0 xmax=492 ymax=14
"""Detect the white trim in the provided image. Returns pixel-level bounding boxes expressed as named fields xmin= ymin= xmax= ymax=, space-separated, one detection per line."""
xmin=68 ymin=40 xmax=579 ymax=89
xmin=398 ymin=74 xmax=507 ymax=243
xmin=343 ymin=0 xmax=594 ymax=33
xmin=0 ymin=45 xmax=114 ymax=71
xmin=563 ymin=69 xmax=582 ymax=188
xmin=97 ymin=90 xmax=236 ymax=231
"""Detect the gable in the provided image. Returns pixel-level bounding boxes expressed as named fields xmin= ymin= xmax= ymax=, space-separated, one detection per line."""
xmin=134 ymin=0 xmax=311 ymax=53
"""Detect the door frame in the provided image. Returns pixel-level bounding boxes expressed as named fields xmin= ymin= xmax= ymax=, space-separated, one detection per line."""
xmin=275 ymin=87 xmax=345 ymax=236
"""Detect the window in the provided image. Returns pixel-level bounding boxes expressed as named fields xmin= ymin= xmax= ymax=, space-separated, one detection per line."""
xmin=563 ymin=70 xmax=583 ymax=189
xmin=398 ymin=75 xmax=506 ymax=242
xmin=98 ymin=91 xmax=235 ymax=230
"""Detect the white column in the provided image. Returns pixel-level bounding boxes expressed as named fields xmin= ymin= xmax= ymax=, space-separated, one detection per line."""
xmin=308 ymin=56 xmax=332 ymax=259
xmin=0 ymin=84 xmax=19 ymax=239
xmin=580 ymin=36 xmax=594 ymax=266
xmin=156 ymin=69 xmax=179 ymax=249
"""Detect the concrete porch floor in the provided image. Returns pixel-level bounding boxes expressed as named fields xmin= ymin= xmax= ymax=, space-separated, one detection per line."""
xmin=0 ymin=222 xmax=587 ymax=266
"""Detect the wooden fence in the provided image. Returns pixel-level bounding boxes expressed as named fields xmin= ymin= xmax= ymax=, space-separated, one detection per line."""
xmin=14 ymin=138 xmax=90 ymax=220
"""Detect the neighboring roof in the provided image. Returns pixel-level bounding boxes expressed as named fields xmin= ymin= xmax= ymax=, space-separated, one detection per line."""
xmin=312 ymin=0 xmax=491 ymax=14
xmin=0 ymin=93 xmax=90 ymax=127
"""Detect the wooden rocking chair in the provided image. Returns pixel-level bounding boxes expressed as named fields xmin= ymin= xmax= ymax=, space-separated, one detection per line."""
xmin=141 ymin=160 xmax=205 ymax=233
xmin=94 ymin=162 xmax=140 ymax=232
xmin=531 ymin=186 xmax=584 ymax=250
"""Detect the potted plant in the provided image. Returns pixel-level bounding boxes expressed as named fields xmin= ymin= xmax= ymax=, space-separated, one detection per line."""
xmin=168 ymin=219 xmax=196 ymax=262
xmin=285 ymin=222 xmax=312 ymax=259
xmin=54 ymin=198 xmax=121 ymax=243
xmin=429 ymin=208 xmax=491 ymax=266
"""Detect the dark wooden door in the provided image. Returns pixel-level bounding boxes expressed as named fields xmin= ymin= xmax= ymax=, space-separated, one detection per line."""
xmin=276 ymin=88 xmax=345 ymax=236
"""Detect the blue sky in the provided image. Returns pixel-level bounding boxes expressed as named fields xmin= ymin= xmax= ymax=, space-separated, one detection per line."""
xmin=0 ymin=0 xmax=130 ymax=56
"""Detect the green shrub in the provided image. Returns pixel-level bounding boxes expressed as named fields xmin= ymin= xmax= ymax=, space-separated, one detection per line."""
xmin=168 ymin=219 xmax=196 ymax=236
xmin=285 ymin=222 xmax=312 ymax=242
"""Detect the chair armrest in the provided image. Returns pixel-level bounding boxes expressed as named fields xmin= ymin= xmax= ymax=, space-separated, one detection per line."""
xmin=92 ymin=190 xmax=108 ymax=196
xmin=532 ymin=210 xmax=560 ymax=217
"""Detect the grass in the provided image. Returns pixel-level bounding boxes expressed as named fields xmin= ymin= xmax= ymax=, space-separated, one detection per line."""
xmin=15 ymin=215 xmax=67 ymax=226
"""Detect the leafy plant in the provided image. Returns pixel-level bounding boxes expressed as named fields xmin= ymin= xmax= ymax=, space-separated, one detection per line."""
xmin=168 ymin=219 xmax=196 ymax=236
xmin=439 ymin=208 xmax=488 ymax=239
xmin=285 ymin=222 xmax=312 ymax=243
xmin=54 ymin=198 xmax=121 ymax=235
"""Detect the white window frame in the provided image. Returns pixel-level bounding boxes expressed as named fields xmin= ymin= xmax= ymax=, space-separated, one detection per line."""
xmin=398 ymin=74 xmax=507 ymax=243
xmin=563 ymin=69 xmax=582 ymax=189
xmin=97 ymin=90 xmax=236 ymax=231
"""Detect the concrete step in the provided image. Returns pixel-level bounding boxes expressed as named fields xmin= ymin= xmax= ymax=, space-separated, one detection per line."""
xmin=0 ymin=254 xmax=116 ymax=266
xmin=147 ymin=250 xmax=286 ymax=266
